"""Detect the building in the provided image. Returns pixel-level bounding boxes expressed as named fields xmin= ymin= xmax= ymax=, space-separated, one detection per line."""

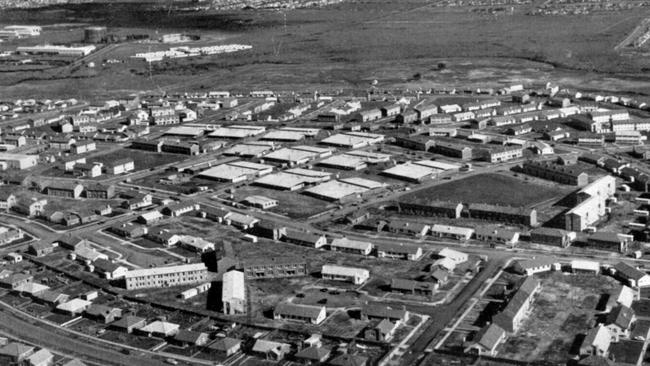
xmin=565 ymin=176 xmax=616 ymax=231
xmin=44 ymin=181 xmax=84 ymax=199
xmin=612 ymin=262 xmax=650 ymax=288
xmin=530 ymin=227 xmax=574 ymax=248
xmin=110 ymin=316 xmax=146 ymax=334
xmin=468 ymin=203 xmax=537 ymax=226
xmin=106 ymin=158 xmax=135 ymax=175
xmin=208 ymin=337 xmax=241 ymax=357
xmin=391 ymin=278 xmax=436 ymax=297
xmin=84 ymin=183 xmax=115 ymax=199
xmin=330 ymin=238 xmax=373 ymax=256
xmin=85 ymin=304 xmax=122 ymax=324
xmin=580 ymin=325 xmax=612 ymax=357
xmin=173 ymin=330 xmax=209 ymax=347
xmin=492 ymin=277 xmax=540 ymax=333
xmin=321 ymin=264 xmax=369 ymax=284
xmin=430 ymin=224 xmax=474 ymax=241
xmin=17 ymin=45 xmax=96 ymax=57
xmin=482 ymin=146 xmax=523 ymax=163
xmin=511 ymin=258 xmax=556 ymax=276
xmin=397 ymin=200 xmax=463 ymax=219
xmin=433 ymin=142 xmax=473 ymax=160
xmin=240 ymin=257 xmax=307 ymax=279
xmin=242 ymin=195 xmax=278 ymax=209
xmin=273 ymin=303 xmax=327 ymax=324
xmin=587 ymin=232 xmax=632 ymax=253
xmin=475 ymin=226 xmax=520 ymax=245
xmin=464 ymin=324 xmax=507 ymax=356
xmin=521 ymin=160 xmax=589 ymax=186
xmin=251 ymin=340 xmax=291 ymax=361
xmin=138 ymin=321 xmax=179 ymax=337
xmin=28 ymin=242 xmax=54 ymax=257
xmin=375 ymin=243 xmax=423 ymax=261
xmin=222 ymin=270 xmax=246 ymax=315
xmin=605 ymin=305 xmax=636 ymax=342
xmin=123 ymin=263 xmax=208 ymax=290
xmin=282 ymin=230 xmax=327 ymax=249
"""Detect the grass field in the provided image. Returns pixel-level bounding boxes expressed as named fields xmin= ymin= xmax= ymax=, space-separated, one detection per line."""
xmin=2 ymin=2 xmax=650 ymax=98
xmin=497 ymin=272 xmax=620 ymax=363
xmin=400 ymin=172 xmax=570 ymax=208
xmin=91 ymin=149 xmax=185 ymax=172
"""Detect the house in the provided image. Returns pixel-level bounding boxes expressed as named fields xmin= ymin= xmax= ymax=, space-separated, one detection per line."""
xmin=475 ymin=226 xmax=520 ymax=245
xmin=295 ymin=346 xmax=331 ymax=363
xmin=282 ymin=230 xmax=327 ymax=249
xmin=0 ymin=191 xmax=16 ymax=211
xmin=106 ymin=158 xmax=134 ymax=175
xmin=0 ymin=342 xmax=35 ymax=363
xmin=84 ymin=304 xmax=122 ymax=324
xmin=492 ymin=277 xmax=540 ymax=333
xmin=607 ymin=286 xmax=635 ymax=310
xmin=138 ymin=321 xmax=180 ymax=337
xmin=27 ymin=241 xmax=54 ymax=257
xmin=109 ymin=222 xmax=147 ymax=239
xmin=530 ymin=227 xmax=574 ymax=248
xmin=329 ymin=354 xmax=368 ymax=366
xmin=26 ymin=348 xmax=54 ymax=366
xmin=398 ymin=200 xmax=464 ymax=218
xmin=385 ymin=221 xmax=430 ymax=237
xmin=580 ymin=325 xmax=612 ymax=356
xmin=44 ymin=181 xmax=84 ymax=199
xmin=375 ymin=243 xmax=423 ymax=261
xmin=588 ymin=232 xmax=632 ymax=253
xmin=110 ymin=316 xmax=146 ymax=333
xmin=173 ymin=330 xmax=209 ymax=347
xmin=512 ymin=258 xmax=556 ymax=276
xmin=273 ymin=303 xmax=327 ymax=324
xmin=390 ymin=278 xmax=436 ymax=297
xmin=121 ymin=191 xmax=152 ymax=210
xmin=430 ymin=224 xmax=474 ymax=241
xmin=344 ymin=210 xmax=370 ymax=226
xmin=161 ymin=201 xmax=199 ymax=217
xmin=431 ymin=269 xmax=449 ymax=285
xmin=362 ymin=303 xmax=409 ymax=322
xmin=330 ymin=238 xmax=373 ymax=256
xmin=249 ymin=220 xmax=286 ymax=240
xmin=612 ymin=262 xmax=650 ymax=288
xmin=438 ymin=248 xmax=468 ymax=265
xmin=137 ymin=210 xmax=164 ymax=225
xmin=0 ymin=273 xmax=33 ymax=290
xmin=33 ymin=290 xmax=69 ymax=305
xmin=84 ymin=183 xmax=115 ymax=199
xmin=92 ymin=258 xmax=128 ymax=280
xmin=605 ymin=305 xmax=635 ymax=341
xmin=321 ymin=264 xmax=370 ymax=285
xmin=208 ymin=337 xmax=241 ymax=357
xmin=251 ymin=340 xmax=291 ymax=361
xmin=364 ymin=319 xmax=399 ymax=342
xmin=242 ymin=195 xmax=278 ymax=209
xmin=124 ymin=263 xmax=208 ymax=290
xmin=13 ymin=198 xmax=47 ymax=218
xmin=56 ymin=234 xmax=88 ymax=251
xmin=56 ymin=298 xmax=92 ymax=315
xmin=464 ymin=323 xmax=507 ymax=357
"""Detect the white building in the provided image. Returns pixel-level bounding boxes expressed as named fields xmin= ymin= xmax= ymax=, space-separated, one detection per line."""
xmin=124 ymin=263 xmax=208 ymax=290
xmin=321 ymin=265 xmax=369 ymax=285
xmin=222 ymin=270 xmax=246 ymax=315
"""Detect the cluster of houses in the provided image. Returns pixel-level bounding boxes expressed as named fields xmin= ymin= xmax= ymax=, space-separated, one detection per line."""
xmin=0 ymin=339 xmax=60 ymax=366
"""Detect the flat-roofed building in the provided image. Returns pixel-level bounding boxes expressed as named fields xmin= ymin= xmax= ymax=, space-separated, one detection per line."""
xmin=0 ymin=153 xmax=38 ymax=170
xmin=240 ymin=257 xmax=307 ymax=279
xmin=530 ymin=227 xmax=574 ymax=247
xmin=320 ymin=132 xmax=384 ymax=149
xmin=381 ymin=162 xmax=437 ymax=182
xmin=222 ymin=270 xmax=246 ymax=315
xmin=242 ymin=195 xmax=278 ymax=209
xmin=321 ymin=264 xmax=369 ymax=284
xmin=199 ymin=161 xmax=273 ymax=183
xmin=124 ymin=263 xmax=208 ymax=290
xmin=565 ymin=175 xmax=616 ymax=231
xmin=318 ymin=154 xmax=367 ymax=171
xmin=223 ymin=142 xmax=275 ymax=158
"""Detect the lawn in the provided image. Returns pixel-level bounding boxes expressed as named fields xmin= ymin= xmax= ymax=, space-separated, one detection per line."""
xmin=496 ymin=272 xmax=621 ymax=363
xmin=399 ymin=172 xmax=570 ymax=208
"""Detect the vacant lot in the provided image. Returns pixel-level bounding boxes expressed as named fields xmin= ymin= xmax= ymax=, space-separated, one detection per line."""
xmin=91 ymin=149 xmax=185 ymax=172
xmin=497 ymin=272 xmax=621 ymax=363
xmin=400 ymin=172 xmax=570 ymax=208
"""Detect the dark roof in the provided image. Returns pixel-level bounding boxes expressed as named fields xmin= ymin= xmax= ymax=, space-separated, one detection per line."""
xmin=295 ymin=346 xmax=330 ymax=361
xmin=474 ymin=323 xmax=506 ymax=351
xmin=86 ymin=304 xmax=120 ymax=318
xmin=111 ymin=315 xmax=146 ymax=329
xmin=609 ymin=339 xmax=644 ymax=365
xmin=375 ymin=242 xmax=421 ymax=255
xmin=329 ymin=354 xmax=368 ymax=366
xmin=614 ymin=262 xmax=647 ymax=281
xmin=589 ymin=232 xmax=625 ymax=243
xmin=606 ymin=305 xmax=635 ymax=329
xmin=274 ymin=303 xmax=323 ymax=319
xmin=363 ymin=303 xmax=407 ymax=320
xmin=173 ymin=330 xmax=205 ymax=344
xmin=208 ymin=337 xmax=241 ymax=352
xmin=283 ymin=229 xmax=323 ymax=243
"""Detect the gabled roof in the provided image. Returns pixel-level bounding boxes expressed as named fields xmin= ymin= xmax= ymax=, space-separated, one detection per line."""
xmin=140 ymin=320 xmax=179 ymax=335
xmin=0 ymin=342 xmax=34 ymax=358
xmin=208 ymin=337 xmax=241 ymax=352
xmin=86 ymin=304 xmax=121 ymax=318
xmin=174 ymin=330 xmax=206 ymax=344
xmin=614 ymin=262 xmax=647 ymax=281
xmin=26 ymin=348 xmax=53 ymax=365
xmin=329 ymin=354 xmax=368 ymax=366
xmin=275 ymin=302 xmax=324 ymax=320
xmin=606 ymin=305 xmax=635 ymax=330
xmin=295 ymin=346 xmax=330 ymax=361
xmin=111 ymin=315 xmax=146 ymax=329
xmin=363 ymin=303 xmax=407 ymax=320
xmin=474 ymin=323 xmax=506 ymax=351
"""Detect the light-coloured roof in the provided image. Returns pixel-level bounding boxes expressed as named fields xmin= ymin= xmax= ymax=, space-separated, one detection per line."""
xmin=262 ymin=130 xmax=306 ymax=141
xmin=343 ymin=150 xmax=391 ymax=163
xmin=339 ymin=177 xmax=386 ymax=190
xmin=125 ymin=263 xmax=207 ymax=279
xmin=431 ymin=225 xmax=474 ymax=237
xmin=208 ymin=125 xmax=265 ymax=138
xmin=56 ymin=298 xmax=92 ymax=312
xmin=320 ymin=132 xmax=384 ymax=148
xmin=140 ymin=320 xmax=180 ymax=335
xmin=318 ymin=154 xmax=367 ymax=169
xmin=438 ymin=247 xmax=468 ymax=259
xmin=304 ymin=180 xmax=368 ymax=200
xmin=222 ymin=270 xmax=245 ymax=301
xmin=382 ymin=162 xmax=437 ymax=180
xmin=322 ymin=264 xmax=369 ymax=277
xmin=330 ymin=238 xmax=373 ymax=251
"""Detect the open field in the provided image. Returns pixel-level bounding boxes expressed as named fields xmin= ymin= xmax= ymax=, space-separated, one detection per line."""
xmin=230 ymin=185 xmax=335 ymax=219
xmin=2 ymin=2 xmax=650 ymax=98
xmin=399 ymin=172 xmax=571 ymax=208
xmin=91 ymin=148 xmax=185 ymax=171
